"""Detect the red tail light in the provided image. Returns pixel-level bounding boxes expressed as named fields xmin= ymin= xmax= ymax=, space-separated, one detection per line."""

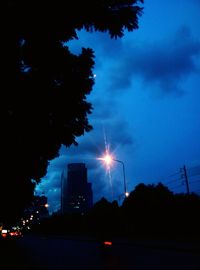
xmin=103 ymin=241 xmax=113 ymax=246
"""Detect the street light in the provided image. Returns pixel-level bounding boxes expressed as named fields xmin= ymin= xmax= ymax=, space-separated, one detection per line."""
xmin=98 ymin=153 xmax=129 ymax=198
xmin=113 ymin=159 xmax=128 ymax=197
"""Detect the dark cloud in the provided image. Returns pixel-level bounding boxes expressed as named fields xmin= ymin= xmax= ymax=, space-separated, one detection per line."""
xmin=108 ymin=26 xmax=200 ymax=95
xmin=46 ymin=154 xmax=69 ymax=172
xmin=110 ymin=120 xmax=134 ymax=146
xmin=108 ymin=70 xmax=133 ymax=93
xmin=89 ymin=98 xmax=118 ymax=120
xmin=89 ymin=168 xmax=111 ymax=200
xmin=62 ymin=118 xmax=134 ymax=158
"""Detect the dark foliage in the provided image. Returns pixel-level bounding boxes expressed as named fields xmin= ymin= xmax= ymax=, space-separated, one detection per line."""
xmin=32 ymin=183 xmax=200 ymax=241
xmin=87 ymin=198 xmax=120 ymax=239
xmin=1 ymin=1 xmax=144 ymax=224
xmin=121 ymin=183 xmax=200 ymax=239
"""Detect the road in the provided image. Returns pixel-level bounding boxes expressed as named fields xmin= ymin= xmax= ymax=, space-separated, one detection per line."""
xmin=0 ymin=234 xmax=200 ymax=270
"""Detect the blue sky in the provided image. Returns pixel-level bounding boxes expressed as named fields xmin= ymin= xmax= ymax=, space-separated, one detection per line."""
xmin=35 ymin=0 xmax=200 ymax=214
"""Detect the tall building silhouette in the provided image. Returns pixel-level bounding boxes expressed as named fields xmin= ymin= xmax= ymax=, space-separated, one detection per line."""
xmin=61 ymin=163 xmax=93 ymax=214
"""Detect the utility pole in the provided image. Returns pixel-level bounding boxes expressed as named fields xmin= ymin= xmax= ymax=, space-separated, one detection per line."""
xmin=181 ymin=165 xmax=190 ymax=195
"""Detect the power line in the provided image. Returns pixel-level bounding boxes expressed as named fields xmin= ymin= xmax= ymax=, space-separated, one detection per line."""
xmin=157 ymin=164 xmax=200 ymax=194
xmin=168 ymin=172 xmax=181 ymax=177
xmin=156 ymin=171 xmax=180 ymax=185
xmin=187 ymin=165 xmax=200 ymax=177
xmin=190 ymin=179 xmax=200 ymax=184
xmin=143 ymin=164 xmax=200 ymax=195
xmin=170 ymin=184 xmax=184 ymax=190
xmin=189 ymin=174 xmax=200 ymax=178
xmin=163 ymin=177 xmax=182 ymax=186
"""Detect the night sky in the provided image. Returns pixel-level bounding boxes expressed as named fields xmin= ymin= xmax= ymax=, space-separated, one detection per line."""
xmin=35 ymin=0 xmax=200 ymax=214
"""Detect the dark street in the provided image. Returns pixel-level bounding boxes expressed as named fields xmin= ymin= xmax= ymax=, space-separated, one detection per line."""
xmin=1 ymin=234 xmax=200 ymax=270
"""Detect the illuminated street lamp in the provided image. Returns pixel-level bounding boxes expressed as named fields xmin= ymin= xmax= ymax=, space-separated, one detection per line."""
xmin=98 ymin=153 xmax=129 ymax=198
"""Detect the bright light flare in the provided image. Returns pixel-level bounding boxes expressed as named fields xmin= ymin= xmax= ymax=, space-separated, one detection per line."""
xmin=97 ymin=152 xmax=114 ymax=200
xmin=97 ymin=153 xmax=114 ymax=167
xmin=102 ymin=154 xmax=113 ymax=165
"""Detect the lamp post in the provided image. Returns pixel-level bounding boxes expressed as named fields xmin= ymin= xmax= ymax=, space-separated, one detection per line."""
xmin=98 ymin=154 xmax=129 ymax=198
xmin=113 ymin=159 xmax=128 ymax=197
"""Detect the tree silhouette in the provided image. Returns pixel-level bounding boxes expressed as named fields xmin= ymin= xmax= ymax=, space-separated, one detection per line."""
xmin=1 ymin=1 xmax=144 ymax=224
xmin=86 ymin=197 xmax=120 ymax=239
xmin=121 ymin=183 xmax=174 ymax=237
xmin=121 ymin=183 xmax=200 ymax=238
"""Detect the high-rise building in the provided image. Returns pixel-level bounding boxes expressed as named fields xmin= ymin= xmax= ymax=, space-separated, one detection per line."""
xmin=61 ymin=163 xmax=93 ymax=214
